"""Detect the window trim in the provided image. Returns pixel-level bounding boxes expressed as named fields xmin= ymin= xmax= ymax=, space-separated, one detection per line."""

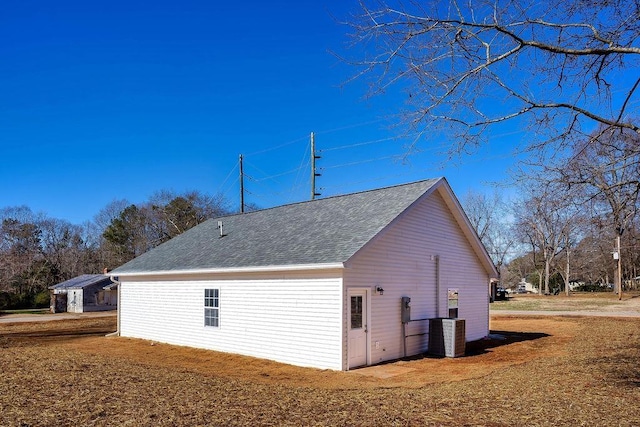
xmin=350 ymin=295 xmax=364 ymax=329
xmin=447 ymin=288 xmax=459 ymax=318
xmin=204 ymin=288 xmax=220 ymax=327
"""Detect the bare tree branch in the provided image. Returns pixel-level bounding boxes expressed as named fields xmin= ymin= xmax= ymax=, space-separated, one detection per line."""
xmin=343 ymin=0 xmax=640 ymax=156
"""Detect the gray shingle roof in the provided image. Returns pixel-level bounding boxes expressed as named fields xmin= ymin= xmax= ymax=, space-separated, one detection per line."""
xmin=111 ymin=178 xmax=441 ymax=274
xmin=49 ymin=274 xmax=113 ymax=290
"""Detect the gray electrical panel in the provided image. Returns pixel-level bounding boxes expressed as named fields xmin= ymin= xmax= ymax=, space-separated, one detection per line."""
xmin=401 ymin=296 xmax=411 ymax=324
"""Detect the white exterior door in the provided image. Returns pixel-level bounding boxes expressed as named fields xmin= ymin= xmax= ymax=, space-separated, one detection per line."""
xmin=348 ymin=289 xmax=368 ymax=368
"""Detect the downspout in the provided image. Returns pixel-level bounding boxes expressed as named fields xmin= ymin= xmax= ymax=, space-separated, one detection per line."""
xmin=433 ymin=255 xmax=440 ymax=318
xmin=106 ymin=275 xmax=121 ymax=337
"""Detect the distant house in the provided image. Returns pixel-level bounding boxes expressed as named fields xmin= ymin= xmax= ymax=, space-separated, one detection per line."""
xmin=49 ymin=274 xmax=118 ymax=313
xmin=516 ymin=279 xmax=539 ymax=294
xmin=109 ymin=178 xmax=497 ymax=371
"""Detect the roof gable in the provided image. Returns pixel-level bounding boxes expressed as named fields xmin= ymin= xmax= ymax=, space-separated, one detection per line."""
xmin=111 ymin=179 xmax=441 ymax=275
xmin=343 ymin=178 xmax=498 ymax=278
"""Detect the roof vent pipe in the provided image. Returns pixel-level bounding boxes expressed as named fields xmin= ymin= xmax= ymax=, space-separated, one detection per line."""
xmin=218 ymin=220 xmax=224 ymax=238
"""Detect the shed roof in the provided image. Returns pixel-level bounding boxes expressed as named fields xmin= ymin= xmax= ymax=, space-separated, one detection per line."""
xmin=112 ymin=179 xmax=444 ymax=274
xmin=49 ymin=274 xmax=114 ymax=290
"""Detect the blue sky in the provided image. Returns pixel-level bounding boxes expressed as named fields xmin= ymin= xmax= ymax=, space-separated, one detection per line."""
xmin=0 ymin=0 xmax=521 ymax=225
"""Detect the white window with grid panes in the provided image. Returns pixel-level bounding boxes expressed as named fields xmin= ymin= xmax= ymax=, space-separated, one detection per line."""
xmin=204 ymin=288 xmax=219 ymax=327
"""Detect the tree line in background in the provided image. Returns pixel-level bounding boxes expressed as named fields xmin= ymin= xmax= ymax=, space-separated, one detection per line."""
xmin=467 ymin=185 xmax=640 ymax=296
xmin=1 ymin=128 xmax=638 ymax=310
xmin=2 ymin=129 xmax=639 ymax=309
xmin=0 ymin=191 xmax=231 ymax=310
xmin=464 ymin=127 xmax=640 ymax=295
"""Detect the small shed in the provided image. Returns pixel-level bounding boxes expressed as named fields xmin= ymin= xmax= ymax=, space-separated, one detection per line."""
xmin=110 ymin=178 xmax=497 ymax=370
xmin=49 ymin=274 xmax=118 ymax=313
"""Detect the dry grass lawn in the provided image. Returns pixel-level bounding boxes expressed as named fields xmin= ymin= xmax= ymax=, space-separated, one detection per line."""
xmin=1 ymin=300 xmax=639 ymax=426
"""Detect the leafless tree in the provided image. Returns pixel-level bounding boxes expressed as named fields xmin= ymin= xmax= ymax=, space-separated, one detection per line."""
xmin=92 ymin=199 xmax=131 ymax=234
xmin=513 ymin=184 xmax=575 ymax=294
xmin=0 ymin=207 xmax=44 ymax=295
xmin=101 ymin=190 xmax=231 ymax=267
xmin=39 ymin=218 xmax=92 ymax=280
xmin=504 ymin=252 xmax=536 ymax=289
xmin=89 ymin=199 xmax=132 ymax=270
xmin=0 ymin=191 xmax=232 ymax=308
xmin=562 ymin=129 xmax=639 ymax=232
xmin=148 ymin=190 xmax=230 ymax=243
xmin=570 ymin=220 xmax=616 ymax=287
xmin=343 ymin=0 xmax=639 ymax=155
xmin=552 ymin=203 xmax=588 ymax=295
xmin=547 ymin=127 xmax=640 ymax=297
xmin=625 ymin=217 xmax=640 ymax=289
xmin=461 ymin=189 xmax=515 ymax=276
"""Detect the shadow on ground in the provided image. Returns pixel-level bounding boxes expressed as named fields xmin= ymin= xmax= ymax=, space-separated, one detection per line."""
xmin=465 ymin=330 xmax=550 ymax=356
xmin=397 ymin=330 xmax=551 ymax=362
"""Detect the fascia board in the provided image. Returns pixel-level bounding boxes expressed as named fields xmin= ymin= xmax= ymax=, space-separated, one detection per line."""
xmin=108 ymin=262 xmax=345 ymax=280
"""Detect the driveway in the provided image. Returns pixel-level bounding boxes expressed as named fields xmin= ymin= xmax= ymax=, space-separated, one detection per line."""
xmin=492 ymin=309 xmax=640 ymax=318
xmin=0 ymin=311 xmax=116 ymax=323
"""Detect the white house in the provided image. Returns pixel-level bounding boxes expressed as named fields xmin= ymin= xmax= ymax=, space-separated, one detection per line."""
xmin=109 ymin=178 xmax=497 ymax=371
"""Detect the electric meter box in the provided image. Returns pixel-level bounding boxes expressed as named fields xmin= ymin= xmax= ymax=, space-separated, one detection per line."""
xmin=401 ymin=296 xmax=411 ymax=324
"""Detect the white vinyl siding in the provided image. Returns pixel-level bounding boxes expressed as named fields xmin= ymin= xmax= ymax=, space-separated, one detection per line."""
xmin=119 ymin=273 xmax=344 ymax=370
xmin=344 ymin=189 xmax=490 ymax=366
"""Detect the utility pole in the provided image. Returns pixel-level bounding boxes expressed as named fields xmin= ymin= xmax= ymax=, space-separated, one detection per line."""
xmin=239 ymin=154 xmax=245 ymax=213
xmin=310 ymin=132 xmax=321 ymax=200
xmin=615 ymin=233 xmax=622 ymax=300
xmin=565 ymin=246 xmax=570 ymax=296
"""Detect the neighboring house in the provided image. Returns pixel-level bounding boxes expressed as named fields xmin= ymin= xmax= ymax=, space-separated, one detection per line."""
xmin=50 ymin=274 xmax=118 ymax=313
xmin=568 ymin=280 xmax=585 ymax=291
xmin=625 ymin=276 xmax=640 ymax=291
xmin=516 ymin=279 xmax=539 ymax=294
xmin=109 ymin=178 xmax=497 ymax=371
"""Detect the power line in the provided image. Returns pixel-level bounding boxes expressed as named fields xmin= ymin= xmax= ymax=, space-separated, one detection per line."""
xmin=250 ymin=165 xmax=308 ymax=182
xmin=243 ymin=183 xmax=308 ymax=204
xmin=239 ymin=119 xmax=393 ymax=158
xmin=320 ymin=172 xmax=414 ymax=193
xmin=318 ymin=160 xmax=445 ymax=194
xmin=216 ymin=117 xmax=505 ymax=207
xmin=292 ymin=138 xmax=311 ymax=197
xmin=322 ymin=154 xmax=402 ymax=170
xmin=313 ymin=119 xmax=386 ymax=135
xmin=244 ymin=134 xmax=309 ymax=157
xmin=216 ymin=162 xmax=240 ymax=200
xmin=320 ymin=135 xmax=411 ymax=152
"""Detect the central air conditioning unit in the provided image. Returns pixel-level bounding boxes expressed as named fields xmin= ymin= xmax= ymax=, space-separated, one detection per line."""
xmin=429 ymin=318 xmax=466 ymax=358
